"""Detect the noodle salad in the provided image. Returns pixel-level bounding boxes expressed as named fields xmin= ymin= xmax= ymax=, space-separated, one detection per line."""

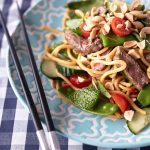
xmin=40 ymin=0 xmax=150 ymax=134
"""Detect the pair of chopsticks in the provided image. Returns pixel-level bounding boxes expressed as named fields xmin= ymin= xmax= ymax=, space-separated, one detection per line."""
xmin=0 ymin=2 xmax=60 ymax=150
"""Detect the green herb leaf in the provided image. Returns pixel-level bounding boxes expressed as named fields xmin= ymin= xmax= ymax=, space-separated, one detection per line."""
xmin=66 ymin=19 xmax=83 ymax=30
xmin=146 ymin=35 xmax=150 ymax=50
xmin=65 ymin=0 xmax=104 ymax=13
xmin=72 ymin=27 xmax=82 ymax=36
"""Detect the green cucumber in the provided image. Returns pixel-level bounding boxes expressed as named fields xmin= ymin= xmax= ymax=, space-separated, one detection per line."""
xmin=59 ymin=87 xmax=118 ymax=115
xmin=40 ymin=59 xmax=58 ymax=79
xmin=59 ymin=87 xmax=100 ymax=110
xmin=127 ymin=108 xmax=150 ymax=134
xmin=40 ymin=59 xmax=85 ymax=79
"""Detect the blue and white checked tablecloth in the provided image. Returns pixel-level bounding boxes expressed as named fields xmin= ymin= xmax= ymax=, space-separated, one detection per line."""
xmin=0 ymin=0 xmax=150 ymax=150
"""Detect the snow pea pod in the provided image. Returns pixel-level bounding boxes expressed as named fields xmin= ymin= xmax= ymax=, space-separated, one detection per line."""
xmin=88 ymin=101 xmax=118 ymax=115
xmin=99 ymin=33 xmax=137 ymax=47
xmin=137 ymin=84 xmax=150 ymax=107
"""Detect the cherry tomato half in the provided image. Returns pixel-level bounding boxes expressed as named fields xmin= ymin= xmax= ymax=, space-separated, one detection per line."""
xmin=62 ymin=74 xmax=92 ymax=88
xmin=111 ymin=91 xmax=130 ymax=113
xmin=111 ymin=17 xmax=132 ymax=37
xmin=69 ymin=74 xmax=92 ymax=88
xmin=80 ymin=22 xmax=91 ymax=38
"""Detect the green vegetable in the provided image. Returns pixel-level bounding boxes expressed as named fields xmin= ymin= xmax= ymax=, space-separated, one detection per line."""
xmin=137 ymin=5 xmax=145 ymax=11
xmin=141 ymin=18 xmax=148 ymax=27
xmin=93 ymin=102 xmax=118 ymax=115
xmin=146 ymin=35 xmax=150 ymax=50
xmin=59 ymin=87 xmax=100 ymax=110
xmin=127 ymin=108 xmax=150 ymax=134
xmin=104 ymin=0 xmax=110 ymax=11
xmin=50 ymin=42 xmax=68 ymax=58
xmin=132 ymin=32 xmax=142 ymax=42
xmin=40 ymin=59 xmax=58 ymax=79
xmin=137 ymin=84 xmax=150 ymax=107
xmin=59 ymin=86 xmax=118 ymax=115
xmin=66 ymin=19 xmax=83 ymax=30
xmin=97 ymin=81 xmax=111 ymax=98
xmin=100 ymin=33 xmax=138 ymax=47
xmin=41 ymin=59 xmax=85 ymax=79
xmin=72 ymin=27 xmax=82 ymax=36
xmin=66 ymin=19 xmax=83 ymax=36
xmin=65 ymin=0 xmax=103 ymax=13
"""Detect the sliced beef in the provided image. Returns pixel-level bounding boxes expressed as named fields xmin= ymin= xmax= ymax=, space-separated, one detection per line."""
xmin=145 ymin=53 xmax=150 ymax=63
xmin=115 ymin=47 xmax=149 ymax=90
xmin=65 ymin=30 xmax=103 ymax=55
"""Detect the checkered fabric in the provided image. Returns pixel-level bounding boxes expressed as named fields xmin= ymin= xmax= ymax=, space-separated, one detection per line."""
xmin=0 ymin=0 xmax=150 ymax=150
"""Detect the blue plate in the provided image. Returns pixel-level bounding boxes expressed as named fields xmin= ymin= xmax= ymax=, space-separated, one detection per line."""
xmin=6 ymin=0 xmax=150 ymax=148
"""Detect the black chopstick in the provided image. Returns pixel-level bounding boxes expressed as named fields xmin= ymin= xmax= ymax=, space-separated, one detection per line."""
xmin=16 ymin=2 xmax=61 ymax=150
xmin=0 ymin=10 xmax=50 ymax=150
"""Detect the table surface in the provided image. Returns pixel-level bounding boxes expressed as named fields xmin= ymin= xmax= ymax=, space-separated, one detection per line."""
xmin=0 ymin=0 xmax=150 ymax=150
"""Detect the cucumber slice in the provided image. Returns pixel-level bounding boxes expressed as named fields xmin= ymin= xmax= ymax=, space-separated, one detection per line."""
xmin=41 ymin=59 xmax=85 ymax=79
xmin=40 ymin=59 xmax=58 ymax=79
xmin=127 ymin=108 xmax=150 ymax=134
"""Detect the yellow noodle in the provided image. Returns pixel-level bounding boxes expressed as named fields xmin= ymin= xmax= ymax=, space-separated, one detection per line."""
xmin=114 ymin=76 xmax=124 ymax=90
xmin=51 ymin=44 xmax=72 ymax=56
xmin=75 ymin=9 xmax=84 ymax=18
xmin=106 ymin=47 xmax=118 ymax=61
xmin=109 ymin=65 xmax=117 ymax=78
xmin=56 ymin=70 xmax=78 ymax=90
xmin=88 ymin=47 xmax=109 ymax=59
xmin=67 ymin=48 xmax=77 ymax=62
xmin=120 ymin=81 xmax=132 ymax=87
xmin=46 ymin=53 xmax=76 ymax=66
xmin=78 ymin=54 xmax=111 ymax=76
xmin=90 ymin=60 xmax=127 ymax=83
xmin=118 ymin=84 xmax=130 ymax=92
xmin=40 ymin=25 xmax=64 ymax=35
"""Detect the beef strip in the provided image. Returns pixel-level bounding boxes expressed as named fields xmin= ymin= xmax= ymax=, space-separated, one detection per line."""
xmin=114 ymin=47 xmax=149 ymax=90
xmin=145 ymin=53 xmax=150 ymax=63
xmin=65 ymin=30 xmax=103 ymax=55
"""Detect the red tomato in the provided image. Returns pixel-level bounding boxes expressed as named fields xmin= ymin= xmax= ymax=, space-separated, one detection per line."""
xmin=80 ymin=22 xmax=91 ymax=38
xmin=111 ymin=17 xmax=132 ymax=37
xmin=62 ymin=74 xmax=92 ymax=88
xmin=69 ymin=74 xmax=92 ymax=88
xmin=128 ymin=88 xmax=138 ymax=95
xmin=111 ymin=91 xmax=130 ymax=113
